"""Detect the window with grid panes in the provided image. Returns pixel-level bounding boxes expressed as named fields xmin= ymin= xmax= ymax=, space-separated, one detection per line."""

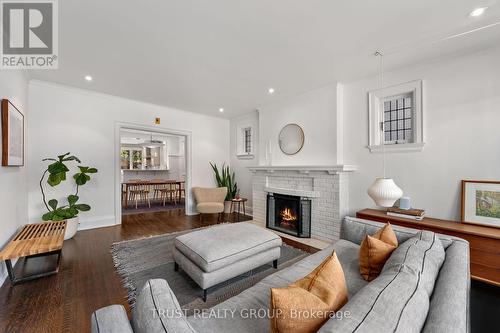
xmin=244 ymin=127 xmax=252 ymax=153
xmin=383 ymin=94 xmax=413 ymax=144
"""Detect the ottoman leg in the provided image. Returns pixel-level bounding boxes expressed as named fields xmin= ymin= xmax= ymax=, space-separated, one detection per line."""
xmin=174 ymin=262 xmax=179 ymax=271
xmin=203 ymin=289 xmax=208 ymax=302
xmin=273 ymin=259 xmax=278 ymax=269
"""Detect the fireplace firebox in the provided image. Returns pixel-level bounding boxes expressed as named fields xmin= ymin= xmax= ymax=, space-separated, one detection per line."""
xmin=266 ymin=193 xmax=311 ymax=238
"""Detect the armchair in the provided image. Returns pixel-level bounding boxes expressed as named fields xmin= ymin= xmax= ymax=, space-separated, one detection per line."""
xmin=192 ymin=187 xmax=227 ymax=221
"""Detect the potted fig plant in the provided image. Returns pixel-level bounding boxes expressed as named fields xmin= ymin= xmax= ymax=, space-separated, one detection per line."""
xmin=210 ymin=162 xmax=237 ymax=213
xmin=40 ymin=153 xmax=98 ymax=240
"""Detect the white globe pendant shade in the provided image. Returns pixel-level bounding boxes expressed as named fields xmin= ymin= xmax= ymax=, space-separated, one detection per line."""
xmin=367 ymin=178 xmax=403 ymax=208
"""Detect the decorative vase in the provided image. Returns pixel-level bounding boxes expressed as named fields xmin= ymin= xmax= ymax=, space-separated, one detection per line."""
xmin=399 ymin=197 xmax=411 ymax=210
xmin=367 ymin=178 xmax=403 ymax=208
xmin=64 ymin=216 xmax=79 ymax=240
xmin=224 ymin=201 xmax=232 ymax=214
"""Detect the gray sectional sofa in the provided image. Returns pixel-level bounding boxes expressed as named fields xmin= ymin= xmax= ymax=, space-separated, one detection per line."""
xmin=91 ymin=217 xmax=470 ymax=333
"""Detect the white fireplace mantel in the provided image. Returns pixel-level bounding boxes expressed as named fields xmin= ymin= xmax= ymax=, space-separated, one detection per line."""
xmin=248 ymin=165 xmax=357 ymax=174
xmin=263 ymin=186 xmax=321 ymax=198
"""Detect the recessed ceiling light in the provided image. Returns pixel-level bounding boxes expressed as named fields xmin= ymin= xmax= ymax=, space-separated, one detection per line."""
xmin=470 ymin=7 xmax=487 ymax=17
xmin=84 ymin=75 xmax=93 ymax=81
xmin=268 ymin=88 xmax=275 ymax=94
xmin=219 ymin=108 xmax=224 ymax=113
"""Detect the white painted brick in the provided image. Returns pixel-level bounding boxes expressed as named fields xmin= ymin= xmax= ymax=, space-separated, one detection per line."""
xmin=250 ymin=169 xmax=352 ymax=241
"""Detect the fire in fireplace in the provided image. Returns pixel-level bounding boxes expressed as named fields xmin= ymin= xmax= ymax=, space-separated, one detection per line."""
xmin=280 ymin=207 xmax=297 ymax=228
xmin=266 ymin=193 xmax=311 ymax=238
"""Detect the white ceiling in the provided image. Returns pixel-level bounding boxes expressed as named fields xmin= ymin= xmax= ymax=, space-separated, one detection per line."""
xmin=29 ymin=0 xmax=500 ymax=118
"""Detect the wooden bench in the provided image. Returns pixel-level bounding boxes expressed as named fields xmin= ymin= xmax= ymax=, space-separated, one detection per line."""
xmin=0 ymin=221 xmax=66 ymax=285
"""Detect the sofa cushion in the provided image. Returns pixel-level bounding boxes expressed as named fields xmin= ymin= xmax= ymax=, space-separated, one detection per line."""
xmin=187 ymin=239 xmax=367 ymax=333
xmin=318 ymin=231 xmax=445 ymax=333
xmin=91 ymin=305 xmax=134 ymax=333
xmin=175 ymin=222 xmax=282 ymax=272
xmin=132 ymin=279 xmax=195 ymax=333
xmin=270 ymin=251 xmax=348 ymax=333
xmin=266 ymin=240 xmax=368 ymax=298
xmin=359 ymin=223 xmax=398 ymax=281
xmin=382 ymin=230 xmax=445 ymax=295
xmin=422 ymin=239 xmax=470 ymax=333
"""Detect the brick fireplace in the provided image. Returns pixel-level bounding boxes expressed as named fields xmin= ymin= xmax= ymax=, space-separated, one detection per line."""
xmin=249 ymin=165 xmax=356 ymax=242
xmin=266 ymin=193 xmax=311 ymax=238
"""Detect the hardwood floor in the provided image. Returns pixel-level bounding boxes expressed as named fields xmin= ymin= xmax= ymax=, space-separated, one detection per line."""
xmin=0 ymin=210 xmax=254 ymax=333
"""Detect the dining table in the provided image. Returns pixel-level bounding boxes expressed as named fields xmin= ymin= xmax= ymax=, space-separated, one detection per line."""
xmin=122 ymin=179 xmax=185 ymax=209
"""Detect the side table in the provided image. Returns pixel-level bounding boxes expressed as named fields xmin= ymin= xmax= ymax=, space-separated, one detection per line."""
xmin=230 ymin=198 xmax=247 ymax=221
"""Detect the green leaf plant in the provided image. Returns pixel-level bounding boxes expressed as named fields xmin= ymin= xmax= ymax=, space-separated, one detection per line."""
xmin=40 ymin=153 xmax=98 ymax=221
xmin=209 ymin=162 xmax=237 ymax=201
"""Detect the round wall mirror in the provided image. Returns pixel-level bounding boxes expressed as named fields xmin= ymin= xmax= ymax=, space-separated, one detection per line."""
xmin=278 ymin=123 xmax=304 ymax=155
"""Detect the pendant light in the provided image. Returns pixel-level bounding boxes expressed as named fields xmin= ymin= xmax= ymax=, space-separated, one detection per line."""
xmin=145 ymin=132 xmax=164 ymax=148
xmin=367 ymin=51 xmax=403 ymax=208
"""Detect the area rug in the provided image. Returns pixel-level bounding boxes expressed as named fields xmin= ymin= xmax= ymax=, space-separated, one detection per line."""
xmin=111 ymin=225 xmax=309 ymax=313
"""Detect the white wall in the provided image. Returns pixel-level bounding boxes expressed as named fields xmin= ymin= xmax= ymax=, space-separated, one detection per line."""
xmin=230 ymin=111 xmax=259 ymax=214
xmin=344 ymin=46 xmax=500 ymax=220
xmin=166 ymin=136 xmax=186 ymax=181
xmin=258 ymin=84 xmax=341 ymax=166
xmin=0 ymin=71 xmax=29 ymax=286
xmin=231 ymin=84 xmax=344 ymax=213
xmin=27 ymin=81 xmax=229 ymax=229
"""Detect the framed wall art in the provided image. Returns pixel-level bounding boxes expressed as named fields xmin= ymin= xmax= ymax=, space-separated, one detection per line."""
xmin=461 ymin=180 xmax=500 ymax=228
xmin=1 ymin=99 xmax=24 ymax=166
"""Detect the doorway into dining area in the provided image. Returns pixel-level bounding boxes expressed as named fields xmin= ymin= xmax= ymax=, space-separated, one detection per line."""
xmin=119 ymin=127 xmax=187 ymax=217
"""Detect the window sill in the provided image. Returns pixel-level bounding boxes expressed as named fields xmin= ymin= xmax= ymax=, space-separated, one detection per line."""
xmin=367 ymin=142 xmax=425 ymax=153
xmin=236 ymin=154 xmax=255 ymax=160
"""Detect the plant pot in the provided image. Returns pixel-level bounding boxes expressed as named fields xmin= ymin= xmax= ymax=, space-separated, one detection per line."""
xmin=224 ymin=201 xmax=232 ymax=214
xmin=64 ymin=216 xmax=79 ymax=240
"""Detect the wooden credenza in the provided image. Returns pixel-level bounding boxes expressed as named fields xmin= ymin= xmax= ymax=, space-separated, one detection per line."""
xmin=356 ymin=208 xmax=500 ymax=287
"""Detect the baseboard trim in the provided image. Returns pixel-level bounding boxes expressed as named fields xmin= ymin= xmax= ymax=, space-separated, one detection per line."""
xmin=239 ymin=205 xmax=253 ymax=216
xmin=0 ymin=258 xmax=17 ymax=288
xmin=78 ymin=215 xmax=116 ymax=231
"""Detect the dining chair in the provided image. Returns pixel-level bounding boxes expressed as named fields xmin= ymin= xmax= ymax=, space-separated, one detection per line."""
xmin=177 ymin=181 xmax=185 ymax=202
xmin=152 ymin=180 xmax=177 ymax=206
xmin=121 ymin=183 xmax=127 ymax=206
xmin=151 ymin=179 xmax=166 ymax=202
xmin=128 ymin=182 xmax=151 ymax=209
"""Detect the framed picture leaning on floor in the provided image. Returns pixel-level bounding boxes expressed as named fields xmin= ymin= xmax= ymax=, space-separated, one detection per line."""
xmin=462 ymin=180 xmax=500 ymax=228
xmin=1 ymin=99 xmax=24 ymax=166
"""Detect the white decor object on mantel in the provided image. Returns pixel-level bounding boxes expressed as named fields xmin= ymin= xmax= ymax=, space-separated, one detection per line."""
xmin=366 ymin=52 xmax=403 ymax=208
xmin=265 ymin=140 xmax=273 ymax=166
xmin=367 ymin=178 xmax=403 ymax=208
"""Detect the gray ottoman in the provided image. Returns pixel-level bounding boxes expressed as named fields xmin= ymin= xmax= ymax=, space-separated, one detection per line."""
xmin=173 ymin=222 xmax=282 ymax=301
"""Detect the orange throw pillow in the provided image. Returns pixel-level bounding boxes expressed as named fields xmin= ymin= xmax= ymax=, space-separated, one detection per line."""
xmin=359 ymin=223 xmax=398 ymax=281
xmin=270 ymin=251 xmax=348 ymax=333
